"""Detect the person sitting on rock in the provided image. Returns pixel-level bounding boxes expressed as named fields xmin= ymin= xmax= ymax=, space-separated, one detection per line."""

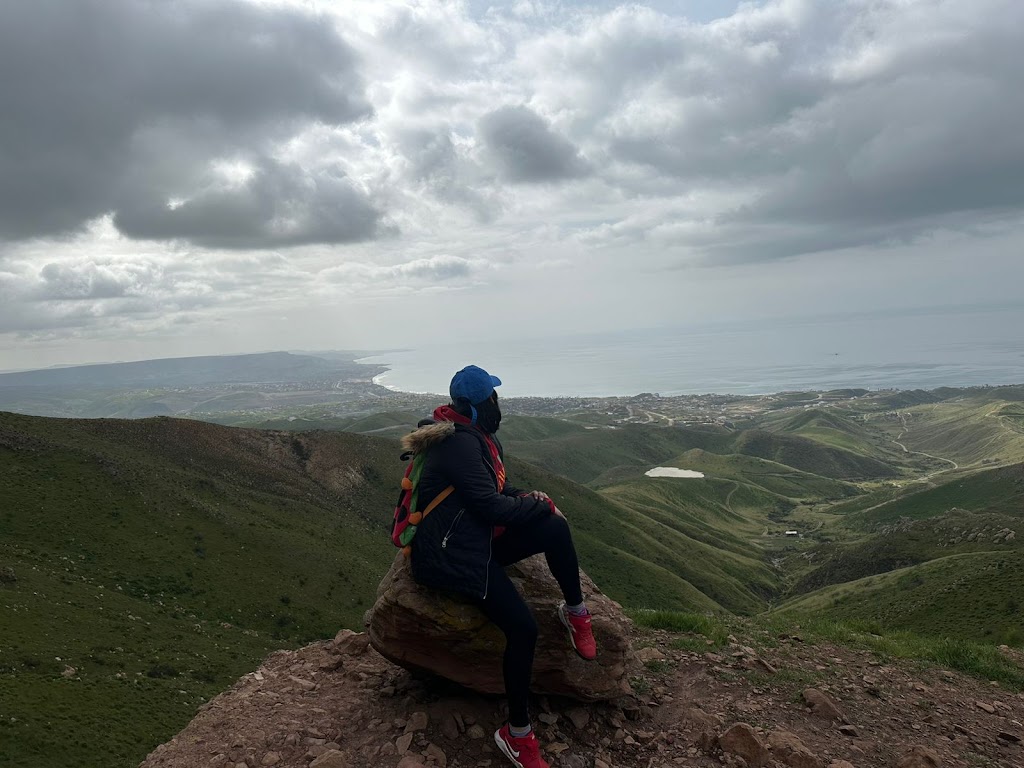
xmin=401 ymin=364 xmax=597 ymax=768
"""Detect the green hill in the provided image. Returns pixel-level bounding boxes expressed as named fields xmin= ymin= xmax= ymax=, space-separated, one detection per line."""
xmin=504 ymin=421 xmax=897 ymax=487
xmin=731 ymin=429 xmax=897 ymax=480
xmin=879 ymin=400 xmax=1024 ymax=468
xmin=844 ymin=462 xmax=1024 ymax=530
xmin=0 ymin=412 xmax=403 ymax=767
xmin=776 ymin=550 xmax=1024 ymax=645
xmin=792 ymin=508 xmax=1021 ymax=594
xmin=761 ymin=408 xmax=900 ymax=458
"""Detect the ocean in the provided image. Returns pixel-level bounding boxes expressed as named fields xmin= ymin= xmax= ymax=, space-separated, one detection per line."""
xmin=357 ymin=305 xmax=1024 ymax=398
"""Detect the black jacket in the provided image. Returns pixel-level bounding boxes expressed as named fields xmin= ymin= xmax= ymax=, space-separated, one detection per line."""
xmin=402 ymin=420 xmax=549 ymax=599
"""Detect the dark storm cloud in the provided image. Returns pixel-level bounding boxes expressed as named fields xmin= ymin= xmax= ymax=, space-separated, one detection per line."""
xmin=478 ymin=106 xmax=590 ymax=183
xmin=113 ymin=159 xmax=383 ymax=249
xmin=0 ymin=0 xmax=379 ymax=247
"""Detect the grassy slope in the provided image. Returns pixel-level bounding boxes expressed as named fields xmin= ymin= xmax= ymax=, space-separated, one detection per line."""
xmin=844 ymin=462 xmax=1024 ymax=530
xmin=761 ymin=408 xmax=902 ymax=459
xmin=792 ymin=508 xmax=1022 ymax=593
xmin=505 ymin=460 xmax=736 ymax=614
xmin=0 ymin=413 xmax=401 ymax=768
xmin=504 ymin=421 xmax=896 ymax=487
xmin=881 ymin=399 xmax=1024 ymax=468
xmin=775 ymin=550 xmax=1024 ymax=645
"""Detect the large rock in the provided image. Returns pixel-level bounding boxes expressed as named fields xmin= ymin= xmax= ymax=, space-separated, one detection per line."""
xmin=366 ymin=552 xmax=634 ymax=701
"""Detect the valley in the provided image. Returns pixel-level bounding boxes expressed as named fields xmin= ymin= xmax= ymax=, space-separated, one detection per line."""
xmin=2 ymin=371 xmax=1023 ymax=767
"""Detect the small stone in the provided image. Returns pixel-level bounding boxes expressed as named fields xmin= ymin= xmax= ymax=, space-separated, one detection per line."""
xmin=61 ymin=665 xmax=77 ymax=679
xmin=683 ymin=706 xmax=723 ymax=730
xmin=380 ymin=743 xmax=397 ymax=757
xmin=425 ymin=743 xmax=446 ymax=767
xmin=467 ymin=725 xmax=486 ymax=740
xmin=537 ymin=713 xmax=559 ymax=725
xmin=260 ymin=753 xmax=280 ymax=766
xmin=996 ymin=731 xmax=1021 ymax=744
xmin=976 ymin=701 xmax=997 ymax=714
xmin=718 ymin=723 xmax=770 ymax=768
xmin=896 ymin=745 xmax=941 ymax=768
xmin=566 ymin=707 xmax=590 ymax=730
xmin=309 ymin=750 xmax=348 ymax=768
xmin=330 ymin=629 xmax=371 ymax=656
xmin=209 ymin=756 xmax=228 ymax=767
xmin=638 ymin=646 xmax=666 ymax=662
xmin=396 ymin=733 xmax=414 ymax=754
xmin=768 ymin=730 xmax=822 ymax=768
xmin=803 ymin=688 xmax=847 ymax=723
xmin=405 ymin=711 xmax=429 ymax=733
xmin=289 ymin=675 xmax=316 ymax=691
xmin=441 ymin=715 xmax=459 ymax=740
xmin=396 ymin=757 xmax=425 ymax=768
xmin=838 ymin=725 xmax=859 ymax=737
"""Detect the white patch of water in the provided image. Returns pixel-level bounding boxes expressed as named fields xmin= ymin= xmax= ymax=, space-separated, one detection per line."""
xmin=644 ymin=467 xmax=705 ymax=478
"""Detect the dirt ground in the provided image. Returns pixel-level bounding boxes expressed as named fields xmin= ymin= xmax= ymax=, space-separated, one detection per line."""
xmin=139 ymin=628 xmax=1024 ymax=768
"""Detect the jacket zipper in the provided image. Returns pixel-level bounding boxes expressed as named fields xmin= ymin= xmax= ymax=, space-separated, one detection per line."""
xmin=441 ymin=509 xmax=465 ymax=549
xmin=481 ymin=453 xmax=499 ymax=599
xmin=482 ymin=533 xmax=493 ymax=600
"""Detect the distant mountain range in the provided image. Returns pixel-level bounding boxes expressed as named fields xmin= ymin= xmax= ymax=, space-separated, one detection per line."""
xmin=0 ymin=351 xmax=379 ymax=389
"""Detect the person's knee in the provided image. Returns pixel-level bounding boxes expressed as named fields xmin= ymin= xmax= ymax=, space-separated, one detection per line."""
xmin=509 ymin=611 xmax=538 ymax=645
xmin=544 ymin=513 xmax=571 ymax=543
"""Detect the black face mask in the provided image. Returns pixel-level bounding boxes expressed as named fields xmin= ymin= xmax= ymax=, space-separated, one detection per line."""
xmin=475 ymin=395 xmax=502 ymax=434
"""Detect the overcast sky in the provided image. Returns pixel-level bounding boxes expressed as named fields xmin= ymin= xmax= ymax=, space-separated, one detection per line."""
xmin=1 ymin=0 xmax=1023 ymax=370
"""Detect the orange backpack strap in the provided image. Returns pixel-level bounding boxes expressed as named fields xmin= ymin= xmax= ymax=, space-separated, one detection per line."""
xmin=402 ymin=485 xmax=456 ymax=558
xmin=422 ymin=485 xmax=455 ymax=518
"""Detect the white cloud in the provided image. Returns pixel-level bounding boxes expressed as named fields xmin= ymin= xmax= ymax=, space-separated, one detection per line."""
xmin=1 ymin=0 xmax=1022 ymax=366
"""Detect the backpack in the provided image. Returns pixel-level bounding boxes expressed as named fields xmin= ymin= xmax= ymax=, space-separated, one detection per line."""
xmin=391 ymin=448 xmax=454 ymax=557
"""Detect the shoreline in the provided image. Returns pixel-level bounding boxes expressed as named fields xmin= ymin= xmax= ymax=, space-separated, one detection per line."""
xmin=363 ymin=355 xmax=1024 ymax=402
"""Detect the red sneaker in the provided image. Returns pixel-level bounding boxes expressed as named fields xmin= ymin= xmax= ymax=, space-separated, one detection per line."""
xmin=494 ymin=724 xmax=550 ymax=768
xmin=558 ymin=602 xmax=597 ymax=660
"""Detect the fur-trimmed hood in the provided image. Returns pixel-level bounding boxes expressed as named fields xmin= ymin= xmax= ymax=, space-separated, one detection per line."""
xmin=401 ymin=420 xmax=456 ymax=454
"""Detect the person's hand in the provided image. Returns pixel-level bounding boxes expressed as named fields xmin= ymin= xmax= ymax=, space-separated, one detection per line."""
xmin=529 ymin=490 xmax=565 ymax=518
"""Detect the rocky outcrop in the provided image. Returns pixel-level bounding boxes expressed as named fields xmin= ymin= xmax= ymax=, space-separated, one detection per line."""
xmin=366 ymin=553 xmax=634 ymax=701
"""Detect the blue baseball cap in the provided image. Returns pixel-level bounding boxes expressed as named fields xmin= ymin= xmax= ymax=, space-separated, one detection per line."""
xmin=449 ymin=365 xmax=501 ymax=405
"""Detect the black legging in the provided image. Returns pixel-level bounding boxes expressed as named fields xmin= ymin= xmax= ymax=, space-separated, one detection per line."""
xmin=476 ymin=513 xmax=584 ymax=728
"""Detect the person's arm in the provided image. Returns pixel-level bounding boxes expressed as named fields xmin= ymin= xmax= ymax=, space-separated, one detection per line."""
xmin=439 ymin=434 xmax=550 ymax=526
xmin=501 ymin=481 xmax=527 ymax=497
